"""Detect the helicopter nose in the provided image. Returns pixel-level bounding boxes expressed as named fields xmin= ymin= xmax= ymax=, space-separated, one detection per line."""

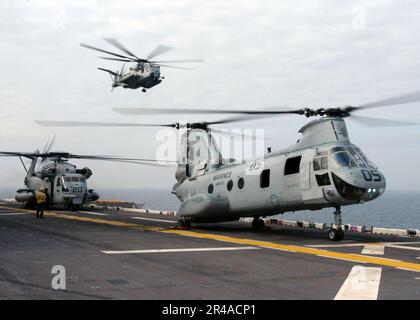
xmin=331 ymin=168 xmax=386 ymax=202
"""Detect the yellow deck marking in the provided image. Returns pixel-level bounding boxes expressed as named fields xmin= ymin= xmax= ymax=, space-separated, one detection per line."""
xmin=2 ymin=204 xmax=420 ymax=273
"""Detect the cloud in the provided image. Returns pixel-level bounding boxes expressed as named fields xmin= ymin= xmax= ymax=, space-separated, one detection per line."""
xmin=0 ymin=0 xmax=419 ymax=191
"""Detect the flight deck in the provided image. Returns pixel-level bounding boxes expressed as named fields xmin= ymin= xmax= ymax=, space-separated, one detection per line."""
xmin=0 ymin=201 xmax=419 ymax=300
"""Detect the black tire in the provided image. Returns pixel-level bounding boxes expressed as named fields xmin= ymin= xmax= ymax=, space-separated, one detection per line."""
xmin=338 ymin=229 xmax=345 ymax=241
xmin=328 ymin=228 xmax=339 ymax=241
xmin=252 ymin=218 xmax=265 ymax=230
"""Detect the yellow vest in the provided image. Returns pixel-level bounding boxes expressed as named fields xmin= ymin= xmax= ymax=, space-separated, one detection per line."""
xmin=35 ymin=191 xmax=47 ymax=204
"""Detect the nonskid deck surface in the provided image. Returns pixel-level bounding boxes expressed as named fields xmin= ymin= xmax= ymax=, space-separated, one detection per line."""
xmin=0 ymin=203 xmax=419 ymax=300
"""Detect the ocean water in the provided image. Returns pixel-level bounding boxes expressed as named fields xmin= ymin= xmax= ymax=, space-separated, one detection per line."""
xmin=0 ymin=188 xmax=418 ymax=229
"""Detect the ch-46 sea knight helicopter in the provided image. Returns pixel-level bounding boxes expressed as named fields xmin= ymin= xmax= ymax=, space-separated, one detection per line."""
xmin=36 ymin=90 xmax=420 ymax=240
xmin=0 ymin=139 xmax=169 ymax=210
xmin=81 ymin=38 xmax=204 ymax=92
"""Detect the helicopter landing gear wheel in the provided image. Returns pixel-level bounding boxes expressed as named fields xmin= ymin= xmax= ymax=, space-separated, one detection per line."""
xmin=329 ymin=206 xmax=344 ymax=241
xmin=252 ymin=217 xmax=265 ymax=230
xmin=177 ymin=218 xmax=191 ymax=229
xmin=142 ymin=88 xmax=146 ymax=93
xmin=328 ymin=228 xmax=344 ymax=241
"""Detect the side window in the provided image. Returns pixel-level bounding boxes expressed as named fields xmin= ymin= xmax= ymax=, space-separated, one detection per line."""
xmin=56 ymin=178 xmax=61 ymax=187
xmin=260 ymin=169 xmax=270 ymax=188
xmin=284 ymin=156 xmax=301 ymax=175
xmin=238 ymin=177 xmax=245 ymax=190
xmin=316 ymin=173 xmax=331 ymax=186
xmin=227 ymin=180 xmax=233 ymax=191
xmin=314 ymin=157 xmax=328 ymax=171
xmin=321 ymin=157 xmax=328 ymax=170
xmin=313 ymin=158 xmax=321 ymax=171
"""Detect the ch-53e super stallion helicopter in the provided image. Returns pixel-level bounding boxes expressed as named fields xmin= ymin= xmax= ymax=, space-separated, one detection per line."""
xmin=0 ymin=140 xmax=167 ymax=210
xmin=81 ymin=38 xmax=204 ymax=92
xmin=36 ymin=90 xmax=420 ymax=240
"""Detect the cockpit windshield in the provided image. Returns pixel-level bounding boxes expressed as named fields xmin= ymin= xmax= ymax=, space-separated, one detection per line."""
xmin=62 ymin=176 xmax=85 ymax=183
xmin=330 ymin=146 xmax=377 ymax=169
xmin=332 ymin=152 xmax=356 ymax=168
xmin=353 ymin=147 xmax=378 ymax=169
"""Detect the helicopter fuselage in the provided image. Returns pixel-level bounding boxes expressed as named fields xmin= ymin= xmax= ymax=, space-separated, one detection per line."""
xmin=117 ymin=63 xmax=162 ymax=90
xmin=15 ymin=159 xmax=99 ymax=209
xmin=173 ymin=118 xmax=386 ymax=223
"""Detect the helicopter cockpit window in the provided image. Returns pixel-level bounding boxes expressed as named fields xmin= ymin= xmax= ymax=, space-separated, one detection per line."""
xmin=316 ymin=173 xmax=331 ymax=186
xmin=61 ymin=177 xmax=69 ymax=192
xmin=79 ymin=177 xmax=86 ymax=183
xmin=346 ymin=147 xmax=366 ymax=167
xmin=330 ymin=147 xmax=346 ymax=153
xmin=332 ymin=151 xmax=356 ymax=168
xmin=354 ymin=147 xmax=378 ymax=169
xmin=71 ymin=177 xmax=79 ymax=182
xmin=313 ymin=157 xmax=328 ymax=171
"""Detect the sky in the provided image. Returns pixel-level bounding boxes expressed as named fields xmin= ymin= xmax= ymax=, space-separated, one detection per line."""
xmin=0 ymin=0 xmax=420 ymax=193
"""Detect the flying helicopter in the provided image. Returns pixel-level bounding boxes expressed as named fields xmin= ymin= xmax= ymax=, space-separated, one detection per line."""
xmin=81 ymin=38 xmax=204 ymax=92
xmin=35 ymin=90 xmax=420 ymax=240
xmin=0 ymin=140 xmax=172 ymax=210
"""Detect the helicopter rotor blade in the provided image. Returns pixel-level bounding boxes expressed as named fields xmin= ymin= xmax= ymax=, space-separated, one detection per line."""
xmin=156 ymin=64 xmax=193 ymax=70
xmin=35 ymin=120 xmax=177 ymax=128
xmin=349 ymin=90 xmax=420 ymax=111
xmin=63 ymin=153 xmax=178 ymax=164
xmin=46 ymin=135 xmax=56 ymax=153
xmin=147 ymin=45 xmax=173 ymax=60
xmin=103 ymin=38 xmax=140 ymax=60
xmin=42 ymin=138 xmax=50 ymax=154
xmin=97 ymin=67 xmax=119 ymax=76
xmin=152 ymin=59 xmax=205 ymax=64
xmin=0 ymin=151 xmax=177 ymax=166
xmin=80 ymin=43 xmax=136 ymax=61
xmin=209 ymin=127 xmax=270 ymax=140
xmin=99 ymin=56 xmax=135 ymax=62
xmin=120 ymin=64 xmax=126 ymax=76
xmin=113 ymin=107 xmax=304 ymax=116
xmin=0 ymin=151 xmax=38 ymax=159
xmin=349 ymin=115 xmax=420 ymax=127
xmin=96 ymin=159 xmax=177 ymax=167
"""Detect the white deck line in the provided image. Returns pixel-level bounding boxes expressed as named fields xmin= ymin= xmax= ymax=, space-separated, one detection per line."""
xmin=0 ymin=212 xmax=31 ymax=216
xmin=386 ymin=244 xmax=420 ymax=251
xmin=131 ymin=216 xmax=176 ymax=223
xmin=361 ymin=245 xmax=385 ymax=255
xmin=334 ymin=266 xmax=382 ymax=300
xmin=77 ymin=211 xmax=109 ymax=216
xmin=102 ymin=246 xmax=260 ymax=255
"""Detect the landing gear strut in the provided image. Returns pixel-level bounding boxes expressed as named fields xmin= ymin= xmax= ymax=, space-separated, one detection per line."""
xmin=177 ymin=217 xmax=191 ymax=229
xmin=328 ymin=206 xmax=344 ymax=241
xmin=252 ymin=217 xmax=265 ymax=230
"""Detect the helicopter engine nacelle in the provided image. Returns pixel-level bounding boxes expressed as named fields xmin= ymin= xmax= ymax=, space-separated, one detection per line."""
xmin=76 ymin=167 xmax=92 ymax=179
xmin=15 ymin=189 xmax=35 ymax=203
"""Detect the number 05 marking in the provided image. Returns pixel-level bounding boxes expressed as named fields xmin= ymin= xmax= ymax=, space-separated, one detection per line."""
xmin=361 ymin=170 xmax=381 ymax=182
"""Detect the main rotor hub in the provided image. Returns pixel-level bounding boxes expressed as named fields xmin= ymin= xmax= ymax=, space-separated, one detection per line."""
xmin=302 ymin=107 xmax=351 ymax=118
